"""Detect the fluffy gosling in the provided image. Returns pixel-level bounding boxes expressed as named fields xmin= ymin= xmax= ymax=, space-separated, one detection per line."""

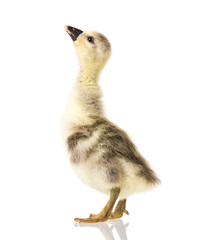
xmin=62 ymin=25 xmax=160 ymax=223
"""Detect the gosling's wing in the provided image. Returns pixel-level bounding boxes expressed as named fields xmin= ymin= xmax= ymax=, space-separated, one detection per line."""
xmin=67 ymin=116 xmax=160 ymax=184
xmin=94 ymin=117 xmax=160 ymax=184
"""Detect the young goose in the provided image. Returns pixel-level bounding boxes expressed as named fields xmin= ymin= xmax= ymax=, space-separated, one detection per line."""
xmin=62 ymin=25 xmax=160 ymax=223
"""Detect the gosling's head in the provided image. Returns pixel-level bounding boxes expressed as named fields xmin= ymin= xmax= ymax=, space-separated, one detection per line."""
xmin=65 ymin=25 xmax=111 ymax=75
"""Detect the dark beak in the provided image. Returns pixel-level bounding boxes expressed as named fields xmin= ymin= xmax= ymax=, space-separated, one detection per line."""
xmin=64 ymin=25 xmax=83 ymax=41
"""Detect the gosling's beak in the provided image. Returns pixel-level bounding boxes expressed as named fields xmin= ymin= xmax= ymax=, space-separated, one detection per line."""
xmin=64 ymin=25 xmax=83 ymax=41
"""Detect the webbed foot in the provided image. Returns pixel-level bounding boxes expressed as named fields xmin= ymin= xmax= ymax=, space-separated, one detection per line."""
xmin=74 ymin=188 xmax=120 ymax=223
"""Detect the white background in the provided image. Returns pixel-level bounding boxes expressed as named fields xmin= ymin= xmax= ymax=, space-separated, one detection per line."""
xmin=0 ymin=0 xmax=200 ymax=239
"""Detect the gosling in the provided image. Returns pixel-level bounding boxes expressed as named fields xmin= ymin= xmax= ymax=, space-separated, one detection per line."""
xmin=62 ymin=25 xmax=160 ymax=223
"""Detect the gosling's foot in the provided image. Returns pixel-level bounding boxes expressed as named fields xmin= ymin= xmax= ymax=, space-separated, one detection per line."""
xmin=108 ymin=209 xmax=129 ymax=219
xmin=74 ymin=215 xmax=107 ymax=223
xmin=74 ymin=188 xmax=120 ymax=223
xmin=108 ymin=199 xmax=129 ymax=219
xmin=89 ymin=199 xmax=129 ymax=220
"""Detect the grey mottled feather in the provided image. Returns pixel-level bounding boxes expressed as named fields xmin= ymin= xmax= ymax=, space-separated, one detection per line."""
xmin=67 ymin=115 xmax=160 ymax=185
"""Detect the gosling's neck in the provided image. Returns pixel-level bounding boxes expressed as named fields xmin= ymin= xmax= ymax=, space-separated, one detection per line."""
xmin=75 ymin=66 xmax=104 ymax=118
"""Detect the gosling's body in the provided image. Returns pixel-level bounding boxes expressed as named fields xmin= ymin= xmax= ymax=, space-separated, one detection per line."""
xmin=62 ymin=26 xmax=160 ymax=223
xmin=63 ymin=85 xmax=157 ymax=199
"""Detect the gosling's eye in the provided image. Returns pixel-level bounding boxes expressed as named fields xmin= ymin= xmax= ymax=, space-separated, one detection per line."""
xmin=87 ymin=36 xmax=94 ymax=43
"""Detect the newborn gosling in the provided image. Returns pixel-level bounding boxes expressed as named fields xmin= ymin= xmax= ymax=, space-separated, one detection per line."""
xmin=62 ymin=25 xmax=160 ymax=223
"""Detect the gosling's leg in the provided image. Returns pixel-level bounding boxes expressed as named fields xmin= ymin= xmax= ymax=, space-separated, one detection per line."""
xmin=108 ymin=199 xmax=129 ymax=219
xmin=74 ymin=188 xmax=120 ymax=223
